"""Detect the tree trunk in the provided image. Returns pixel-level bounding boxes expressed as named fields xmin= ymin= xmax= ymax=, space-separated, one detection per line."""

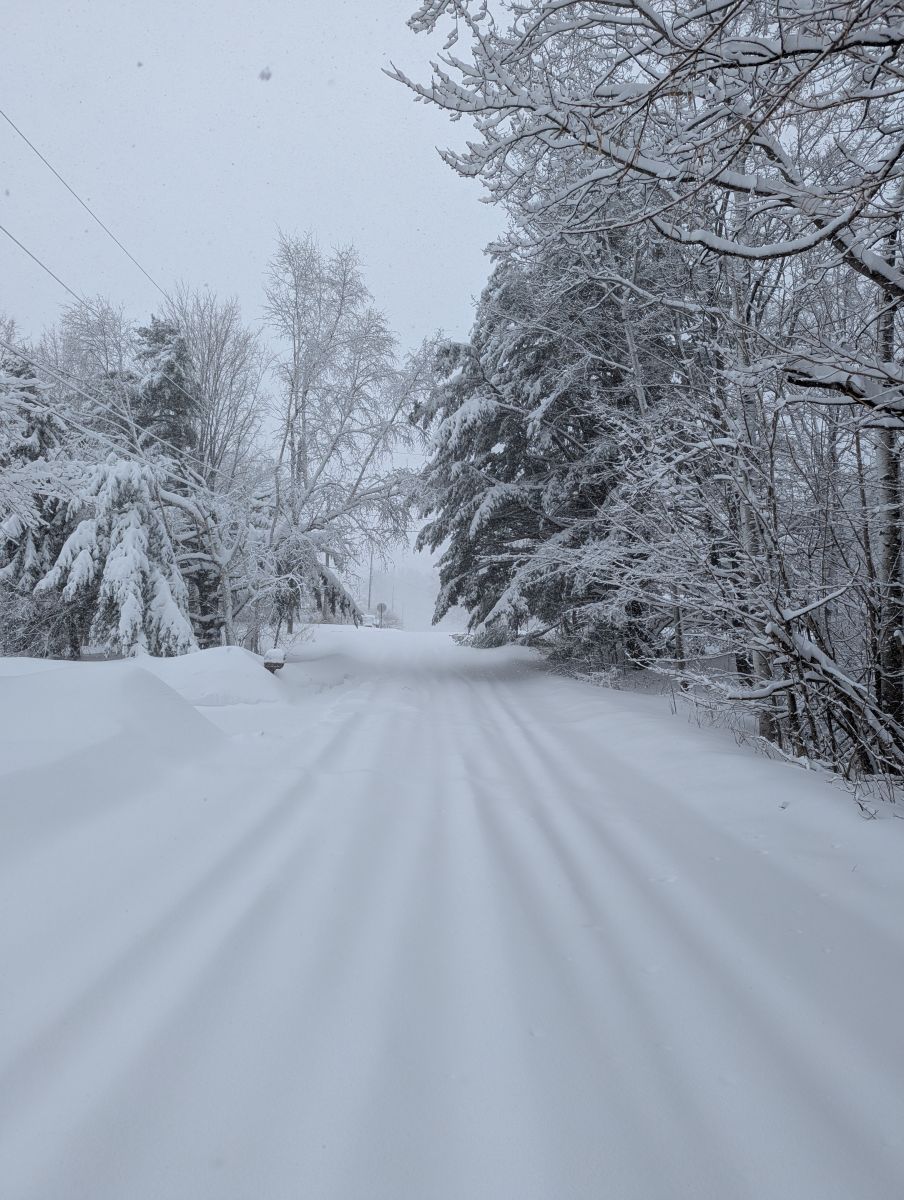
xmin=220 ymin=568 xmax=236 ymax=646
xmin=875 ymin=222 xmax=903 ymax=726
xmin=673 ymin=603 xmax=688 ymax=688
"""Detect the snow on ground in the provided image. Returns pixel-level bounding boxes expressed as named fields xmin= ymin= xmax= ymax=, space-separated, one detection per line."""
xmin=1 ymin=627 xmax=903 ymax=1199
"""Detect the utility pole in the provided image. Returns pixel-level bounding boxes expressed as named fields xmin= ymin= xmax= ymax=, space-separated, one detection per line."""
xmin=367 ymin=547 xmax=374 ymax=611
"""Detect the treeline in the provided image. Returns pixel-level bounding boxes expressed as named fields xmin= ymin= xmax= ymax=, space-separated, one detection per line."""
xmin=403 ymin=0 xmax=904 ymax=779
xmin=1 ymin=233 xmax=421 ymax=657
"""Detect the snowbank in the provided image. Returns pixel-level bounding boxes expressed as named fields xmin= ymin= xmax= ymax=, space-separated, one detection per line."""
xmin=0 ymin=661 xmax=225 ymax=876
xmin=0 ymin=662 xmax=222 ymax=779
xmin=140 ymin=645 xmax=285 ymax=708
xmin=0 ymin=643 xmax=284 ymax=791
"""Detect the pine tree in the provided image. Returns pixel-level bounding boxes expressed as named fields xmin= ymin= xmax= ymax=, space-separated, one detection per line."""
xmin=37 ymin=458 xmax=196 ymax=657
xmin=133 ymin=316 xmax=198 ymax=452
xmin=0 ymin=364 xmax=88 ymax=655
xmin=418 ymin=236 xmax=674 ymax=656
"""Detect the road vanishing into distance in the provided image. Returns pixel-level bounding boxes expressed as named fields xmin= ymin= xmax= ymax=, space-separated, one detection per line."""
xmin=2 ymin=630 xmax=903 ymax=1199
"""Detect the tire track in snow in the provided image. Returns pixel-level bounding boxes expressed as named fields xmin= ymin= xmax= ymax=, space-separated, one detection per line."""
xmin=0 ymin=684 xmax=391 ymax=1198
xmin=328 ymin=667 xmax=572 ymax=1200
xmin=491 ymin=676 xmax=904 ymax=1088
xmin=471 ymin=674 xmax=904 ymax=1199
xmin=5 ymin=636 xmax=904 ymax=1199
xmin=6 ymin=680 xmax=467 ymax=1200
xmin=455 ymin=676 xmax=740 ymax=1199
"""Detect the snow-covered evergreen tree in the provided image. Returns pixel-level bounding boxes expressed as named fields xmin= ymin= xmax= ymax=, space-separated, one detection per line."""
xmin=418 ymin=234 xmax=674 ymax=655
xmin=133 ymin=316 xmax=198 ymax=452
xmin=37 ymin=458 xmax=196 ymax=657
xmin=0 ymin=359 xmax=87 ymax=656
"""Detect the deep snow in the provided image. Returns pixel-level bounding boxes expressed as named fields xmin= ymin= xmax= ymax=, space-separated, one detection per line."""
xmin=1 ymin=628 xmax=903 ymax=1199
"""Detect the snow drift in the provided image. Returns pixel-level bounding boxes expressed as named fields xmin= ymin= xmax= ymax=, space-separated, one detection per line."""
xmin=140 ymin=645 xmax=285 ymax=708
xmin=1 ymin=662 xmax=221 ymax=777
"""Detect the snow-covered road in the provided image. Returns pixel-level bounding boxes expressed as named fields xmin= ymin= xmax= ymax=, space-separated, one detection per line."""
xmin=2 ymin=630 xmax=903 ymax=1199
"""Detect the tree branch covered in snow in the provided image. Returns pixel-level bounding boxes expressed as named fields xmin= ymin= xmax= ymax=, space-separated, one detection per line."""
xmin=0 ymin=235 xmax=419 ymax=657
xmin=404 ymin=0 xmax=904 ymax=781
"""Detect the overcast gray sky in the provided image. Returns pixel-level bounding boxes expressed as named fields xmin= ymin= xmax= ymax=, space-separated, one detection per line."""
xmin=1 ymin=0 xmax=500 ymax=347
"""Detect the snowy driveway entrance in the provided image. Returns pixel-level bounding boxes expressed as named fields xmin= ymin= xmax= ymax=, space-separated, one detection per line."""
xmin=2 ymin=629 xmax=903 ymax=1199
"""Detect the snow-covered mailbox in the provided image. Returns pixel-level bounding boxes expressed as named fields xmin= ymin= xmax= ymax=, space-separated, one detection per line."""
xmin=263 ymin=648 xmax=286 ymax=675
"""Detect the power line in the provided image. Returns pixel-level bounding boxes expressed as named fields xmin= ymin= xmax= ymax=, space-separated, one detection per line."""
xmin=0 ymin=104 xmax=167 ymax=298
xmin=0 ymin=333 xmax=209 ymax=491
xmin=0 ymin=334 xmax=145 ymax=451
xmin=0 ymin=220 xmax=83 ymax=304
xmin=0 ymin=113 xmax=225 ymax=438
xmin=0 ymin=219 xmax=205 ymax=435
